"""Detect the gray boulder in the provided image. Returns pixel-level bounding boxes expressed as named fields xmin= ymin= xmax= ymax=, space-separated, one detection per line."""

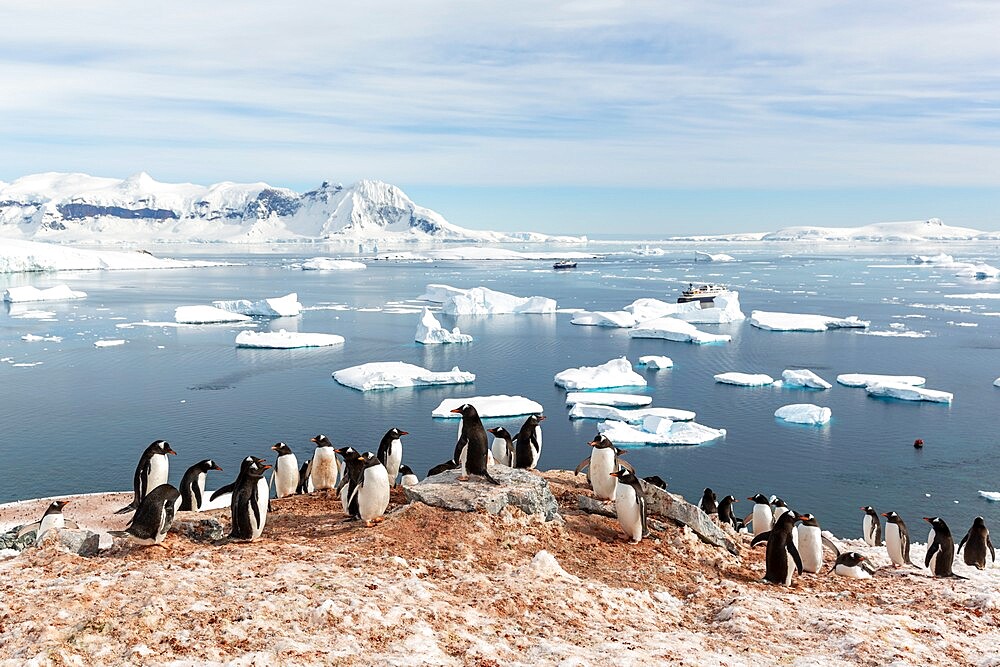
xmin=639 ymin=482 xmax=739 ymax=555
xmin=36 ymin=528 xmax=101 ymax=557
xmin=404 ymin=465 xmax=560 ymax=521
xmin=171 ymin=517 xmax=225 ymax=542
xmin=0 ymin=527 xmax=35 ymax=551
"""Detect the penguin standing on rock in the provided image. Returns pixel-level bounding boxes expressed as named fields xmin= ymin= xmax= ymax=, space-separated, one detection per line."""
xmin=512 ymin=414 xmax=545 ymax=469
xmin=923 ymin=517 xmax=965 ymax=579
xmin=609 ymin=466 xmax=646 ymax=543
xmin=717 ymin=495 xmax=741 ymax=530
xmin=17 ymin=501 xmax=79 ymax=545
xmin=309 ymin=434 xmax=340 ymax=493
xmin=398 ymin=464 xmax=419 ymax=488
xmin=488 ymin=427 xmax=514 ymax=467
xmin=116 ymin=440 xmax=176 ymax=514
xmin=746 ymin=494 xmax=773 ymax=537
xmin=958 ymin=516 xmax=995 ymax=570
xmin=270 ymin=443 xmax=299 ymax=499
xmin=751 ymin=511 xmax=804 ymax=585
xmin=882 ymin=511 xmax=913 ymax=568
xmin=574 ymin=434 xmax=632 ymax=501
xmin=228 ymin=457 xmax=271 ymax=541
xmin=861 ymin=506 xmax=883 ymax=546
xmin=178 ymin=459 xmax=223 ymax=511
xmin=376 ymin=428 xmax=408 ymax=487
xmin=700 ymin=488 xmax=718 ymax=516
xmin=110 ymin=483 xmax=181 ymax=547
xmin=353 ymin=452 xmax=391 ymax=527
xmin=450 ymin=404 xmax=500 ymax=485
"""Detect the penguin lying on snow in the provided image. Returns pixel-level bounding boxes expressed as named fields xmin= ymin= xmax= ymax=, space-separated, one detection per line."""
xmin=958 ymin=516 xmax=995 ymax=570
xmin=178 ymin=459 xmax=223 ymax=511
xmin=17 ymin=500 xmax=79 ymax=545
xmin=110 ymin=483 xmax=181 ymax=547
xmin=751 ymin=511 xmax=804 ymax=585
xmin=115 ymin=439 xmax=176 ymax=514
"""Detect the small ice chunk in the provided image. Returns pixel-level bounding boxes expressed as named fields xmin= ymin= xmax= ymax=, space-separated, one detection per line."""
xmin=333 ymin=362 xmax=474 ymax=391
xmin=866 ymin=382 xmax=953 ymax=403
xmin=431 ymin=395 xmax=543 ymax=418
xmin=174 ymin=305 xmax=252 ymax=324
xmin=21 ymin=334 xmax=62 ymax=342
xmin=94 ymin=339 xmax=126 ymax=348
xmin=638 ymin=356 xmax=673 ymax=370
xmin=715 ymin=372 xmax=776 ymax=386
xmin=414 ymin=308 xmax=473 ymax=344
xmin=695 ymin=251 xmax=735 ymax=262
xmin=629 ymin=317 xmax=731 ymax=344
xmin=3 ymin=285 xmax=87 ymax=302
xmin=750 ymin=310 xmax=869 ymax=331
xmin=774 ymin=404 xmax=832 ymax=425
xmin=570 ymin=311 xmax=637 ymax=327
xmin=837 ymin=373 xmax=926 ymax=388
xmin=299 ymin=258 xmax=367 ymax=270
xmin=781 ymin=369 xmax=832 ymax=389
xmin=554 ymin=357 xmax=647 ymax=390
xmin=565 ymin=392 xmax=653 ymax=407
xmin=236 ymin=330 xmax=344 ymax=349
xmin=213 ymin=292 xmax=302 ymax=317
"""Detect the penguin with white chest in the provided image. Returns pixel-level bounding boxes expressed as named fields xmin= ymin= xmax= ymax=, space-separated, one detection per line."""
xmin=376 ymin=427 xmax=408 ymax=487
xmin=270 ymin=443 xmax=299 ymax=499
xmin=860 ymin=506 xmax=883 ymax=546
xmin=116 ymin=439 xmax=176 ymax=514
xmin=717 ymin=495 xmax=741 ymax=530
xmin=450 ymin=404 xmax=499 ymax=485
xmin=110 ymin=483 xmax=181 ymax=547
xmin=746 ymin=494 xmax=773 ymax=536
xmin=398 ymin=464 xmax=419 ymax=488
xmin=609 ymin=466 xmax=646 ymax=543
xmin=178 ymin=459 xmax=223 ymax=511
xmin=309 ymin=434 xmax=340 ymax=492
xmin=751 ymin=510 xmax=804 ymax=585
xmin=335 ymin=446 xmax=365 ymax=519
xmin=795 ymin=513 xmax=829 ymax=574
xmin=17 ymin=500 xmax=79 ymax=545
xmin=958 ymin=516 xmax=995 ymax=570
xmin=228 ymin=456 xmax=271 ymax=541
xmin=351 ymin=452 xmax=391 ymax=527
xmin=923 ymin=517 xmax=965 ymax=579
xmin=487 ymin=426 xmax=514 ymax=467
xmin=574 ymin=434 xmax=631 ymax=501
xmin=512 ymin=414 xmax=545 ymax=469
xmin=830 ymin=551 xmax=877 ymax=579
xmin=881 ymin=511 xmax=913 ymax=568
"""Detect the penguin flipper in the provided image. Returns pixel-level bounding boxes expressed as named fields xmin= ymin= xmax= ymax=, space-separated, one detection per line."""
xmin=114 ymin=503 xmax=136 ymax=515
xmin=617 ymin=458 xmax=636 ymax=475
xmin=742 ymin=512 xmax=754 ymax=528
xmin=861 ymin=560 xmax=878 ymax=575
xmin=481 ymin=470 xmax=501 ymax=486
xmin=988 ymin=536 xmax=996 ymax=562
xmin=924 ymin=540 xmax=940 ymax=569
xmin=192 ymin=483 xmax=204 ymax=512
xmin=957 ymin=532 xmax=969 ymax=554
xmin=821 ymin=535 xmax=841 ymax=559
xmin=788 ymin=542 xmax=804 ymax=575
xmin=573 ymin=458 xmax=590 ymax=476
xmin=249 ymin=493 xmax=262 ymax=532
xmin=16 ymin=521 xmax=41 ymax=538
xmin=750 ymin=531 xmax=771 ymax=548
xmin=210 ymin=483 xmax=235 ymax=501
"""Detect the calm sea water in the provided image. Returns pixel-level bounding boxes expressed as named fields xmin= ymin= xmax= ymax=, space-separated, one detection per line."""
xmin=2 ymin=242 xmax=999 ymax=538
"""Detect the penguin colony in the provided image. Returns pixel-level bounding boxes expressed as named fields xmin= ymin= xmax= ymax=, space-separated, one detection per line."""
xmin=22 ymin=406 xmax=996 ymax=588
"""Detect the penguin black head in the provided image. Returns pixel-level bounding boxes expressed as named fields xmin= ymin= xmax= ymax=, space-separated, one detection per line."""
xmin=449 ymin=403 xmax=479 ymax=418
xmin=488 ymin=426 xmax=512 ymax=439
xmin=523 ymin=414 xmax=546 ymax=427
xmin=151 ymin=440 xmax=176 ymax=455
xmin=195 ymin=459 xmax=222 ymax=472
xmin=311 ymin=434 xmax=334 ymax=448
xmin=881 ymin=510 xmax=902 ymax=523
xmin=748 ymin=493 xmax=769 ymax=504
xmin=861 ymin=505 xmax=877 ymax=516
xmin=775 ymin=510 xmax=803 ymax=527
xmin=335 ymin=446 xmax=361 ymax=461
xmin=609 ymin=466 xmax=637 ymax=483
xmin=798 ymin=513 xmax=819 ymax=527
xmin=271 ymin=442 xmax=293 ymax=456
xmin=719 ymin=495 xmax=737 ymax=505
xmin=973 ymin=516 xmax=987 ymax=528
xmin=923 ymin=516 xmax=950 ymax=533
xmin=588 ymin=434 xmax=614 ymax=449
xmin=838 ymin=552 xmax=867 ymax=568
xmin=769 ymin=495 xmax=788 ymax=508
xmin=361 ymin=452 xmax=383 ymax=469
xmin=385 ymin=428 xmax=409 ymax=439
xmin=44 ymin=500 xmax=69 ymax=516
xmin=399 ymin=464 xmax=414 ymax=476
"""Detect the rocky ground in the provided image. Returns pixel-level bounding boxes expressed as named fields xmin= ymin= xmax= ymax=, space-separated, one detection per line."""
xmin=1 ymin=471 xmax=999 ymax=666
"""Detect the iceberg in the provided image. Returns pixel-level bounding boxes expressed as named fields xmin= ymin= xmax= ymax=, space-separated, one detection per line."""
xmin=629 ymin=317 xmax=731 ymax=344
xmin=598 ymin=419 xmax=726 ymax=445
xmin=910 ymin=253 xmax=955 ymax=264
xmin=954 ymin=263 xmax=1000 ymax=279
xmin=3 ymin=285 xmax=86 ymax=303
xmin=414 ymin=308 xmax=473 ymax=344
xmin=750 ymin=310 xmax=869 ymax=332
xmin=837 ymin=373 xmax=926 ymax=388
xmin=570 ymin=311 xmax=637 ymax=328
xmin=213 ymin=292 xmax=302 ymax=318
xmin=568 ymin=404 xmax=696 ymax=423
xmin=431 ymin=395 xmax=543 ymax=418
xmin=441 ymin=286 xmax=556 ymax=315
xmin=865 ymin=382 xmax=953 ymax=404
xmin=235 ymin=330 xmax=344 ymax=349
xmin=299 ymin=258 xmax=367 ymax=271
xmin=978 ymin=490 xmax=1000 ymax=502
xmin=714 ymin=372 xmax=776 ymax=387
xmin=622 ymin=292 xmax=745 ymax=325
xmin=781 ymin=369 xmax=832 ymax=390
xmin=774 ymin=404 xmax=832 ymax=425
xmin=637 ymin=356 xmax=673 ymax=370
xmin=174 ymin=305 xmax=252 ymax=324
xmin=565 ymin=392 xmax=653 ymax=407
xmin=995 ymin=377 xmax=1000 ymax=388
xmin=418 ymin=284 xmax=469 ymax=303
xmin=0 ymin=238 xmax=219 ymax=273
xmin=334 ymin=362 xmax=474 ymax=391
xmin=694 ymin=251 xmax=735 ymax=262
xmin=554 ymin=357 xmax=647 ymax=390
xmin=94 ymin=339 xmax=126 ymax=348
xmin=624 ymin=298 xmax=699 ymax=323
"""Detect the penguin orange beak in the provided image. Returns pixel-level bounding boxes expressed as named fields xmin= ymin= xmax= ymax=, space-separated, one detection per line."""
xmin=449 ymin=408 xmax=462 ymax=414
xmin=262 ymin=464 xmax=273 ymax=470
xmin=922 ymin=517 xmax=933 ymax=523
xmin=537 ymin=415 xmax=547 ymax=421
xmin=588 ymin=439 xmax=599 ymax=447
xmin=609 ymin=471 xmax=620 ymax=478
xmin=399 ymin=431 xmax=409 ymax=436
xmin=310 ymin=436 xmax=318 ymax=443
xmin=213 ymin=465 xmax=223 ymax=471
xmin=880 ymin=512 xmax=889 ymax=517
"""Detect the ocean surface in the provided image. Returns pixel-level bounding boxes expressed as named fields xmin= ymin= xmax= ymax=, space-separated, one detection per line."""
xmin=2 ymin=241 xmax=1000 ymax=539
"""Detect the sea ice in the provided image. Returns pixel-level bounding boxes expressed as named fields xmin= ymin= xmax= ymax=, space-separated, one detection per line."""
xmin=174 ymin=305 xmax=252 ymax=324
xmin=570 ymin=311 xmax=637 ymax=327
xmin=414 ymin=308 xmax=473 ymax=344
xmin=417 ymin=284 xmax=468 ymax=302
xmin=0 ymin=238 xmax=218 ymax=273
xmin=637 ymin=356 xmax=673 ymax=370
xmin=774 ymin=404 xmax=832 ymax=425
xmin=694 ymin=251 xmax=736 ymax=262
xmin=94 ymin=339 xmax=126 ymax=348
xmin=440 ymin=286 xmax=556 ymax=315
xmin=298 ymin=258 xmax=367 ymax=270
xmin=836 ymin=373 xmax=926 ymax=388
xmin=334 ymin=362 xmax=474 ymax=391
xmin=995 ymin=377 xmax=1000 ymax=388
xmin=750 ymin=310 xmax=869 ymax=331
xmin=236 ymin=330 xmax=344 ymax=349
xmin=568 ymin=404 xmax=696 ymax=423
xmin=865 ymin=382 xmax=953 ymax=403
xmin=21 ymin=334 xmax=61 ymax=342
xmin=213 ymin=292 xmax=302 ymax=317
xmin=910 ymin=253 xmax=955 ymax=264
xmin=3 ymin=285 xmax=86 ymax=303
xmin=553 ymin=357 xmax=647 ymax=390
xmin=565 ymin=392 xmax=653 ymax=407
xmin=598 ymin=419 xmax=726 ymax=445
xmin=431 ymin=395 xmax=544 ymax=418
xmin=674 ymin=292 xmax=745 ymax=324
xmin=714 ymin=372 xmax=776 ymax=386
xmin=629 ymin=317 xmax=731 ymax=344
xmin=781 ymin=369 xmax=832 ymax=390
xmin=978 ymin=490 xmax=1000 ymax=502
xmin=954 ymin=263 xmax=1000 ymax=279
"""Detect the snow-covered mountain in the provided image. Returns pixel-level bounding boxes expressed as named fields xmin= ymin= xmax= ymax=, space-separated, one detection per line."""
xmin=668 ymin=218 xmax=996 ymax=243
xmin=0 ymin=172 xmax=583 ymax=245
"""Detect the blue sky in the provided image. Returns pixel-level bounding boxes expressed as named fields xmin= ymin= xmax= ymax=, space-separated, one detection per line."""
xmin=2 ymin=1 xmax=1000 ymax=235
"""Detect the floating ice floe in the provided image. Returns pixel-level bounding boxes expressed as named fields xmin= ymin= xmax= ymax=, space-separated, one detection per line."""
xmin=570 ymin=311 xmax=637 ymax=328
xmin=554 ymin=357 xmax=647 ymax=390
xmin=909 ymin=253 xmax=954 ymax=264
xmin=715 ymin=372 xmax=776 ymax=386
xmin=414 ymin=308 xmax=473 ymax=344
xmin=439 ymin=286 xmax=556 ymax=315
xmin=774 ymin=404 xmax=832 ymax=425
xmin=994 ymin=377 xmax=1000 ymax=388
xmin=836 ymin=373 xmax=926 ymax=388
xmin=865 ymin=382 xmax=953 ymax=404
xmin=3 ymin=285 xmax=87 ymax=303
xmin=623 ymin=292 xmax=745 ymax=325
xmin=94 ymin=339 xmax=126 ymax=348
xmin=334 ymin=362 xmax=474 ymax=391
xmin=954 ymin=263 xmax=1000 ymax=279
xmin=598 ymin=418 xmax=725 ymax=445
xmin=569 ymin=404 xmax=696 ymax=423
xmin=694 ymin=251 xmax=735 ymax=262
xmin=750 ymin=310 xmax=869 ymax=332
xmin=565 ymin=392 xmax=653 ymax=407
xmin=978 ymin=490 xmax=1000 ymax=502
xmin=943 ymin=293 xmax=1000 ymax=300
xmin=781 ymin=369 xmax=832 ymax=390
xmin=431 ymin=395 xmax=543 ymax=418
xmin=418 ymin=284 xmax=469 ymax=302
xmin=0 ymin=238 xmax=219 ymax=274
xmin=21 ymin=334 xmax=61 ymax=342
xmin=629 ymin=317 xmax=731 ymax=344
xmin=213 ymin=293 xmax=302 ymax=318
xmin=236 ymin=330 xmax=344 ymax=349
xmin=637 ymin=356 xmax=673 ymax=370
xmin=174 ymin=305 xmax=252 ymax=324
xmin=298 ymin=258 xmax=367 ymax=271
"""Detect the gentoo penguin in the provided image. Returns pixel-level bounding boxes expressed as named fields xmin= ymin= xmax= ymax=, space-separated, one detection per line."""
xmin=110 ymin=483 xmax=181 ymax=546
xmin=228 ymin=457 xmax=271 ymax=540
xmin=210 ymin=456 xmax=254 ymax=503
xmin=958 ymin=516 xmax=995 ymax=570
xmin=178 ymin=459 xmax=223 ymax=511
xmin=751 ymin=511 xmax=804 ymax=585
xmin=115 ymin=439 xmax=176 ymax=514
xmin=700 ymin=488 xmax=718 ymax=516
xmin=829 ymin=551 xmax=877 ymax=579
xmin=881 ymin=511 xmax=913 ymax=568
xmin=399 ymin=464 xmax=419 ymax=488
xmin=795 ymin=513 xmax=826 ymax=574
xmin=427 ymin=460 xmax=458 ymax=477
xmin=770 ymin=496 xmax=790 ymax=522
xmin=309 ymin=434 xmax=340 ymax=492
xmin=860 ymin=506 xmax=883 ymax=546
xmin=574 ymin=434 xmax=625 ymax=501
xmin=270 ymin=443 xmax=299 ymax=499
xmin=609 ymin=466 xmax=646 ymax=543
xmin=643 ymin=476 xmax=667 ymax=490
xmin=746 ymin=494 xmax=773 ymax=537
xmin=353 ymin=452 xmax=391 ymax=527
xmin=488 ymin=426 xmax=515 ymax=467
xmin=335 ymin=446 xmax=365 ymax=519
xmin=376 ymin=428 xmax=408 ymax=486
xmin=450 ymin=404 xmax=499 ymax=485
xmin=717 ymin=495 xmax=741 ymax=530
xmin=923 ymin=517 xmax=965 ymax=578
xmin=297 ymin=459 xmax=314 ymax=494
xmin=17 ymin=500 xmax=79 ymax=545
xmin=512 ymin=414 xmax=545 ymax=469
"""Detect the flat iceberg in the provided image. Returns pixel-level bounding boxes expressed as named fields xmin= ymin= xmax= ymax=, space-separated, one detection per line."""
xmin=3 ymin=285 xmax=86 ymax=303
xmin=299 ymin=258 xmax=367 ymax=271
xmin=694 ymin=251 xmax=735 ymax=262
xmin=598 ymin=419 xmax=726 ymax=445
xmin=569 ymin=404 xmax=696 ymax=423
xmin=174 ymin=305 xmax=252 ymax=324
xmin=866 ymin=382 xmax=953 ymax=404
xmin=236 ymin=330 xmax=344 ymax=349
xmin=750 ymin=310 xmax=869 ymax=332
xmin=629 ymin=317 xmax=731 ymax=344
xmin=418 ymin=284 xmax=469 ymax=303
xmin=414 ymin=308 xmax=473 ymax=344
xmin=441 ymin=286 xmax=556 ymax=315
xmin=570 ymin=311 xmax=637 ymax=327
xmin=565 ymin=392 xmax=653 ymax=407
xmin=995 ymin=377 xmax=1000 ymax=388
xmin=624 ymin=298 xmax=699 ymax=322
xmin=715 ymin=372 xmax=776 ymax=386
xmin=334 ymin=362 xmax=474 ymax=391
xmin=94 ymin=339 xmax=126 ymax=348
xmin=837 ymin=373 xmax=926 ymax=388
xmin=775 ymin=404 xmax=832 ymax=425
xmin=213 ymin=292 xmax=302 ymax=318
xmin=637 ymin=356 xmax=673 ymax=370
xmin=431 ymin=395 xmax=543 ymax=418
xmin=978 ymin=490 xmax=1000 ymax=502
xmin=954 ymin=263 xmax=1000 ymax=279
xmin=781 ymin=369 xmax=832 ymax=390
xmin=554 ymin=357 xmax=647 ymax=390
xmin=0 ymin=238 xmax=218 ymax=273
xmin=623 ymin=292 xmax=744 ymax=325
xmin=910 ymin=253 xmax=954 ymax=264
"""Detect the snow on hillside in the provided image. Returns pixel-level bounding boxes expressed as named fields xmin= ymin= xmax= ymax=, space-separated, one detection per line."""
xmin=0 ymin=172 xmax=584 ymax=245
xmin=0 ymin=238 xmax=219 ymax=273
xmin=759 ymin=218 xmax=984 ymax=242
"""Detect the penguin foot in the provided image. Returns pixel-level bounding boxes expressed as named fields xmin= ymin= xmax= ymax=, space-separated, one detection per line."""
xmin=457 ymin=475 xmax=470 ymax=482
xmin=371 ymin=516 xmax=386 ymax=524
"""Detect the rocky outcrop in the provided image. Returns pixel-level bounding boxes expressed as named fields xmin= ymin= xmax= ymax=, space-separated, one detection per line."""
xmin=639 ymin=482 xmax=739 ymax=555
xmin=171 ymin=517 xmax=225 ymax=542
xmin=404 ymin=466 xmax=560 ymax=521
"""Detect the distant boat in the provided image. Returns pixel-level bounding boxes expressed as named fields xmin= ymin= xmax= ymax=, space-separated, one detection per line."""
xmin=553 ymin=260 xmax=577 ymax=270
xmin=677 ymin=283 xmax=729 ymax=306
